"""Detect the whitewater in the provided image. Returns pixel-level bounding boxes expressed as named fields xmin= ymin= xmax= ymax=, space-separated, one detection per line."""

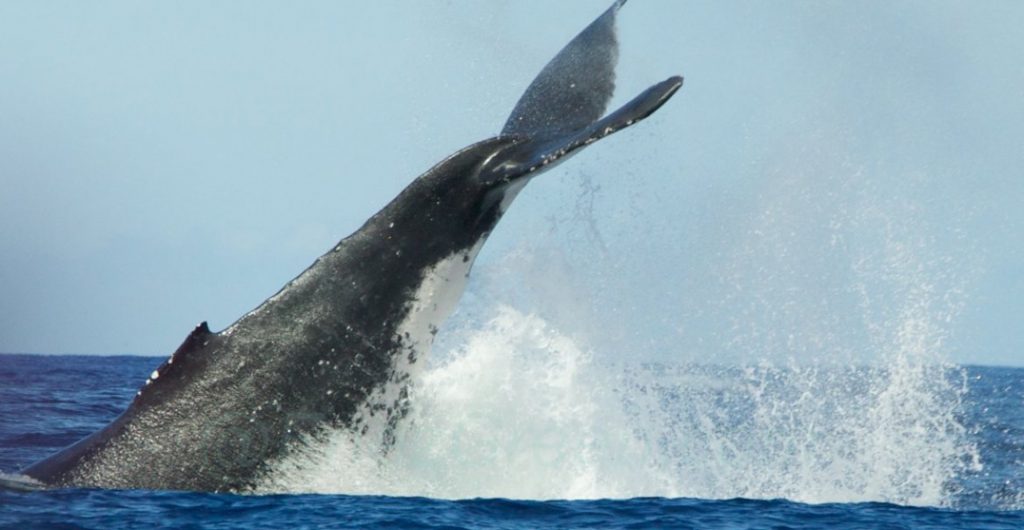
xmin=3 ymin=172 xmax=1023 ymax=525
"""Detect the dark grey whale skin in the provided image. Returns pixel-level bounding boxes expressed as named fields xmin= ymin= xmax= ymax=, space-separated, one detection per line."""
xmin=21 ymin=0 xmax=681 ymax=492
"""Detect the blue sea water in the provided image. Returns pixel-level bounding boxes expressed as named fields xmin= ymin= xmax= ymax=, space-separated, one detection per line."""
xmin=1 ymin=353 xmax=1023 ymax=529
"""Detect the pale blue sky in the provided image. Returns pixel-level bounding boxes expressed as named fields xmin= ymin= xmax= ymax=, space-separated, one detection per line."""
xmin=1 ymin=1 xmax=1021 ymax=366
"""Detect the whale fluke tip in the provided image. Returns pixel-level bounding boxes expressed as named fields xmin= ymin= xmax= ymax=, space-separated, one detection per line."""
xmin=502 ymin=1 xmax=623 ymax=138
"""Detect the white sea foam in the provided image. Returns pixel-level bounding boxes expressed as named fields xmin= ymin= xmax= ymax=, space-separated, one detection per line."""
xmin=261 ymin=153 xmax=982 ymax=505
xmin=0 ymin=472 xmax=44 ymax=492
xmin=260 ymin=303 xmax=976 ymax=505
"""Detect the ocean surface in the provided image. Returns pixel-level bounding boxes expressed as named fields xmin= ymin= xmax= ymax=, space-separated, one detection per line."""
xmin=1 ymin=351 xmax=1022 ymax=529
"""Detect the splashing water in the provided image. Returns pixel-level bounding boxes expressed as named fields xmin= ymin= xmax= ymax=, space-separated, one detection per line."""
xmin=262 ymin=305 xmax=660 ymax=499
xmin=260 ymin=147 xmax=984 ymax=505
xmin=260 ymin=303 xmax=977 ymax=505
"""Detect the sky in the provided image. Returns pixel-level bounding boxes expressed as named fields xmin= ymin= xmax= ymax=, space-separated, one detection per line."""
xmin=0 ymin=1 xmax=1021 ymax=366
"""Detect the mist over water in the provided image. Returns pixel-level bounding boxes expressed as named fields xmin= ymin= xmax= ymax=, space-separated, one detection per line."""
xmin=259 ymin=140 xmax=994 ymax=507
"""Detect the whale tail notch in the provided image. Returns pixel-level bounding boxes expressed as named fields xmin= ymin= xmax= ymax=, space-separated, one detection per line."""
xmin=486 ymin=0 xmax=681 ymax=184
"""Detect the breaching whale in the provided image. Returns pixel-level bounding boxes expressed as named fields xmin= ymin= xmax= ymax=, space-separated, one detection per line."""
xmin=19 ymin=0 xmax=681 ymax=492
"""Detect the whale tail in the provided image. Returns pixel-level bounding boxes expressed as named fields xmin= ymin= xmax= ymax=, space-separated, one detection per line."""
xmin=502 ymin=0 xmax=625 ymax=138
xmin=487 ymin=0 xmax=682 ymax=183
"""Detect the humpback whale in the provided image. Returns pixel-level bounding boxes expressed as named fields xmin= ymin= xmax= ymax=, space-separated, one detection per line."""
xmin=20 ymin=0 xmax=681 ymax=492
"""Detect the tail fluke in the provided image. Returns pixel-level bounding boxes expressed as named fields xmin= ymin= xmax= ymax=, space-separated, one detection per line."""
xmin=502 ymin=0 xmax=625 ymax=138
xmin=484 ymin=76 xmax=682 ymax=184
xmin=484 ymin=1 xmax=682 ymax=185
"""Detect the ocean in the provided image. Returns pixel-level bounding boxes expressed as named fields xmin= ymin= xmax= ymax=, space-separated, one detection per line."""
xmin=1 ymin=351 xmax=1022 ymax=529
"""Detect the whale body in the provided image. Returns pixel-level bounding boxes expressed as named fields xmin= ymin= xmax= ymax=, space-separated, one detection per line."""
xmin=21 ymin=0 xmax=681 ymax=492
